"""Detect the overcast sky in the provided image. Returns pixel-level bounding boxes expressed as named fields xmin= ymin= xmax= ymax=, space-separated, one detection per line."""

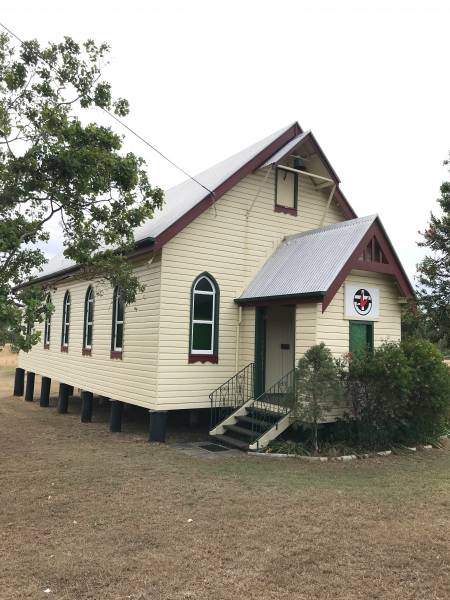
xmin=4 ymin=0 xmax=450 ymax=283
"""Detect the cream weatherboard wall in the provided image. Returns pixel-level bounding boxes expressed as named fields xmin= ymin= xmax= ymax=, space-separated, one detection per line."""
xmin=18 ymin=254 xmax=162 ymax=408
xmin=295 ymin=303 xmax=321 ymax=362
xmin=294 ymin=269 xmax=402 ymax=365
xmin=316 ymin=270 xmax=402 ymax=356
xmin=155 ymin=168 xmax=347 ymax=410
xmin=18 ymin=169 xmax=402 ymax=413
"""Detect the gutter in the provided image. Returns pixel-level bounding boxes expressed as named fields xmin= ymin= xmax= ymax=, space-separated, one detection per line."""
xmin=234 ymin=291 xmax=326 ymax=306
xmin=13 ymin=236 xmax=155 ymax=291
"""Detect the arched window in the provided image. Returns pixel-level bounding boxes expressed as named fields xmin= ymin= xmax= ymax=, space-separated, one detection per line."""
xmin=61 ymin=291 xmax=71 ymax=351
xmin=111 ymin=286 xmax=124 ymax=358
xmin=189 ymin=273 xmax=219 ymax=363
xmin=44 ymin=293 xmax=51 ymax=348
xmin=83 ymin=286 xmax=94 ymax=354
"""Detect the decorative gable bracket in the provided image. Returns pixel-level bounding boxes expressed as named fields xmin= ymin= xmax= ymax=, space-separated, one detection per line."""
xmin=322 ymin=219 xmax=414 ymax=311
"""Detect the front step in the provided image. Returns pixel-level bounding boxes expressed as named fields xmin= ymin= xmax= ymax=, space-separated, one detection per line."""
xmin=247 ymin=407 xmax=281 ymax=423
xmin=212 ymin=408 xmax=280 ymax=451
xmin=237 ymin=414 xmax=274 ymax=429
xmin=209 ymin=369 xmax=295 ymax=451
xmin=213 ymin=434 xmax=249 ymax=451
xmin=223 ymin=424 xmax=258 ymax=439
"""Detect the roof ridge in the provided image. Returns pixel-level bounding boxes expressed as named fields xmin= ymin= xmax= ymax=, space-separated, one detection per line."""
xmin=165 ymin=122 xmax=299 ymax=195
xmin=284 ymin=214 xmax=378 ymax=243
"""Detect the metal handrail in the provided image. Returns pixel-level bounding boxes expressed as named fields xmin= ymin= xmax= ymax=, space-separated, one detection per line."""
xmin=249 ymin=368 xmax=297 ymax=441
xmin=209 ymin=362 xmax=255 ymax=427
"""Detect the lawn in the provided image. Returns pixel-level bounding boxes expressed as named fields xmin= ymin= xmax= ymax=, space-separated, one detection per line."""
xmin=1 ymin=367 xmax=450 ymax=600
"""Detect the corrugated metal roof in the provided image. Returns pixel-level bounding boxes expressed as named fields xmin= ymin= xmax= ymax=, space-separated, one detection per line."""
xmin=259 ymin=131 xmax=310 ymax=168
xmin=133 ymin=122 xmax=295 ymax=242
xmin=36 ymin=253 xmax=77 ymax=280
xmin=238 ymin=215 xmax=377 ymax=302
xmin=37 ymin=123 xmax=296 ymax=281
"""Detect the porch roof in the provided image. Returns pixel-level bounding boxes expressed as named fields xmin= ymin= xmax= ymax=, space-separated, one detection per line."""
xmin=237 ymin=215 xmax=381 ymax=304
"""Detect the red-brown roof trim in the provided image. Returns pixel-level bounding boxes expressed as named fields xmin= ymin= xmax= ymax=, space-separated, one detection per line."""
xmin=152 ymin=124 xmax=357 ymax=251
xmin=322 ymin=218 xmax=414 ymax=311
xmin=153 ymin=123 xmax=303 ymax=250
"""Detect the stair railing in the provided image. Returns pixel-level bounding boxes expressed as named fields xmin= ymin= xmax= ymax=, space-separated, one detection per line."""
xmin=250 ymin=367 xmax=297 ymax=441
xmin=209 ymin=363 xmax=254 ymax=427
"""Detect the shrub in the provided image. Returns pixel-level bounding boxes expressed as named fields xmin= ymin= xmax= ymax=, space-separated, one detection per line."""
xmin=342 ymin=342 xmax=412 ymax=447
xmin=341 ymin=338 xmax=450 ymax=447
xmin=401 ymin=338 xmax=450 ymax=442
xmin=294 ymin=343 xmax=343 ymax=452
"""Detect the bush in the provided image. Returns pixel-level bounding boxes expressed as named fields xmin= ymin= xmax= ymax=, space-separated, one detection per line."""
xmin=401 ymin=338 xmax=450 ymax=442
xmin=294 ymin=343 xmax=343 ymax=452
xmin=342 ymin=342 xmax=411 ymax=447
xmin=341 ymin=338 xmax=450 ymax=447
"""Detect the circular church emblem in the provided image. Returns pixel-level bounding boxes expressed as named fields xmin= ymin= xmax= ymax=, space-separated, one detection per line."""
xmin=353 ymin=288 xmax=372 ymax=315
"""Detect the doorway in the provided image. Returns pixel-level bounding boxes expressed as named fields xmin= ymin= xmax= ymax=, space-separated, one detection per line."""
xmin=254 ymin=305 xmax=295 ymax=397
xmin=349 ymin=321 xmax=374 ymax=353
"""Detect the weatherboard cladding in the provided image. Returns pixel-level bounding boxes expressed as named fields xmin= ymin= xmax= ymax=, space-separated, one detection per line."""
xmin=37 ymin=123 xmax=297 ymax=281
xmin=238 ymin=215 xmax=377 ymax=301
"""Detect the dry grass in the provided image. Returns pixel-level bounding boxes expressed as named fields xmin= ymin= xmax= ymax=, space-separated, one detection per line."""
xmin=2 ymin=368 xmax=450 ymax=599
xmin=0 ymin=344 xmax=18 ymax=368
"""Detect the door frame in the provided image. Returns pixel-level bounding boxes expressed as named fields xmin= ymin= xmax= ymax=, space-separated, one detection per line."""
xmin=254 ymin=305 xmax=296 ymax=397
xmin=254 ymin=306 xmax=266 ymax=398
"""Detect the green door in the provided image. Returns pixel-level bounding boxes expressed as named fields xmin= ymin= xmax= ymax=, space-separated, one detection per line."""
xmin=254 ymin=307 xmax=266 ymax=398
xmin=349 ymin=321 xmax=374 ymax=354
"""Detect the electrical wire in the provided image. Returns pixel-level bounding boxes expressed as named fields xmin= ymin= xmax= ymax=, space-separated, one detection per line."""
xmin=0 ymin=20 xmax=216 ymax=200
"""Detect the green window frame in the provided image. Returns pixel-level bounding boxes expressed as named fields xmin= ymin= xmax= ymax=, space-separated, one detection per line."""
xmin=189 ymin=273 xmax=219 ymax=363
xmin=111 ymin=286 xmax=124 ymax=356
xmin=83 ymin=286 xmax=94 ymax=353
xmin=44 ymin=293 xmax=51 ymax=348
xmin=61 ymin=291 xmax=71 ymax=350
xmin=275 ymin=166 xmax=299 ymax=215
xmin=349 ymin=321 xmax=374 ymax=354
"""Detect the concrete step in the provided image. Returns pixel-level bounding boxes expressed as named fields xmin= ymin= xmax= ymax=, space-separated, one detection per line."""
xmin=212 ymin=434 xmax=249 ymax=451
xmin=223 ymin=424 xmax=259 ymax=439
xmin=248 ymin=406 xmax=282 ymax=421
xmin=237 ymin=414 xmax=273 ymax=430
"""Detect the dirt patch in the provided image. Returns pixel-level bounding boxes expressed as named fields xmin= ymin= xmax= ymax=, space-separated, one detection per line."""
xmin=1 ymin=367 xmax=450 ymax=599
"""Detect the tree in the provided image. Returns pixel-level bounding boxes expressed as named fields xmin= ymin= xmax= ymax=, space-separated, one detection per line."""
xmin=294 ymin=343 xmax=342 ymax=453
xmin=416 ymin=159 xmax=450 ymax=349
xmin=0 ymin=33 xmax=163 ymax=351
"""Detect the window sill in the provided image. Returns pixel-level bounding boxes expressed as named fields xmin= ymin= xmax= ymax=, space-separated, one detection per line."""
xmin=188 ymin=354 xmax=218 ymax=364
xmin=110 ymin=350 xmax=123 ymax=360
xmin=60 ymin=345 xmax=68 ymax=353
xmin=82 ymin=348 xmax=92 ymax=356
xmin=44 ymin=343 xmax=50 ymax=350
xmin=274 ymin=204 xmax=297 ymax=216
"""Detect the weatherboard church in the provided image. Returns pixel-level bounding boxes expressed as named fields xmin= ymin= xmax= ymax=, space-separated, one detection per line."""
xmin=14 ymin=122 xmax=414 ymax=450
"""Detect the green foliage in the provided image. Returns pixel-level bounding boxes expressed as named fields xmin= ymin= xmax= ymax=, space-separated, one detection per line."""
xmin=266 ymin=440 xmax=310 ymax=456
xmin=416 ymin=160 xmax=450 ymax=348
xmin=342 ymin=342 xmax=411 ymax=447
xmin=294 ymin=343 xmax=343 ymax=452
xmin=401 ymin=300 xmax=429 ymax=340
xmin=341 ymin=339 xmax=450 ymax=447
xmin=401 ymin=338 xmax=450 ymax=441
xmin=0 ymin=33 xmax=163 ymax=350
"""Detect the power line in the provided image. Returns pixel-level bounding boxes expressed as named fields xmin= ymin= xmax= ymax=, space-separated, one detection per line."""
xmin=0 ymin=21 xmax=216 ymax=199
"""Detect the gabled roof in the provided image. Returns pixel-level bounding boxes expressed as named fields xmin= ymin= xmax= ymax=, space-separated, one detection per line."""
xmin=237 ymin=215 xmax=414 ymax=308
xmin=28 ymin=122 xmax=356 ymax=284
xmin=260 ymin=131 xmax=311 ymax=169
xmin=260 ymin=129 xmax=341 ymax=185
xmin=134 ymin=123 xmax=300 ymax=243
